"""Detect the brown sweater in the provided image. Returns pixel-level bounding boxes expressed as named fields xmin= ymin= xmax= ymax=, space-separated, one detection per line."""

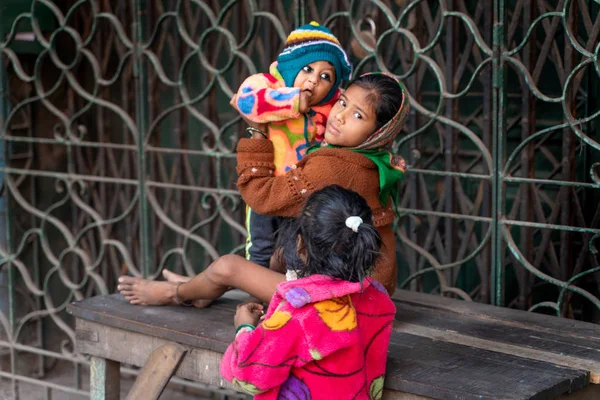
xmin=236 ymin=138 xmax=398 ymax=294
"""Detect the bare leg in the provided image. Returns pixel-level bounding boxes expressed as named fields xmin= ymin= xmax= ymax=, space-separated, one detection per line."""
xmin=162 ymin=269 xmax=191 ymax=283
xmin=238 ymin=249 xmax=286 ymax=306
xmin=177 ymin=254 xmax=285 ymax=304
xmin=160 ymin=269 xmax=213 ymax=307
xmin=118 ymin=255 xmax=285 ymax=306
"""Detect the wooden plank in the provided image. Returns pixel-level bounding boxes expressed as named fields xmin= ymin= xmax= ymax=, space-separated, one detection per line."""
xmin=125 ymin=343 xmax=187 ymax=400
xmin=393 ymin=302 xmax=600 ymax=382
xmin=69 ymin=293 xmax=600 ymax=371
xmin=76 ymin=319 xmax=234 ymax=390
xmin=76 ymin=318 xmax=587 ymax=400
xmin=90 ymin=356 xmax=120 ymax=400
xmin=69 ymin=293 xmax=600 ymax=368
xmin=383 ymin=392 xmax=434 ymax=400
xmin=76 ymin=319 xmax=431 ymax=398
xmin=394 ymin=301 xmax=600 ymax=357
xmin=385 ymin=331 xmax=587 ymax=400
xmin=68 ymin=294 xmax=237 ymax=353
xmin=70 ymin=294 xmax=596 ymax=398
xmin=393 ymin=290 xmax=600 ymax=341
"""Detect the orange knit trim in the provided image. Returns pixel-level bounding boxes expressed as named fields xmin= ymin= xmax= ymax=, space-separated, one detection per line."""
xmin=286 ymin=31 xmax=341 ymax=46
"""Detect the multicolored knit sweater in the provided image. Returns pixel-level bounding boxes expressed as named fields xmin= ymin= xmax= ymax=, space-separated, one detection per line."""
xmin=230 ymin=62 xmax=340 ymax=175
xmin=220 ymin=275 xmax=396 ymax=399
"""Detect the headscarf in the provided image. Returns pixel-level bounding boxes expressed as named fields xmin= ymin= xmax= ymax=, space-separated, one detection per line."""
xmin=352 ymin=72 xmax=410 ymax=151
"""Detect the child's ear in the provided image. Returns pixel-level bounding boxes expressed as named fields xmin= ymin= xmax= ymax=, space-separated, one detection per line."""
xmin=296 ymin=234 xmax=308 ymax=261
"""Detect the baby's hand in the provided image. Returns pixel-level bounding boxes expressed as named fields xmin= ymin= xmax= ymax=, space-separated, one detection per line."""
xmin=298 ymin=91 xmax=311 ymax=114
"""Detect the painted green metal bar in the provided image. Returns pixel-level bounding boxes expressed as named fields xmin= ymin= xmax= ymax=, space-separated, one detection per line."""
xmin=294 ymin=0 xmax=306 ymax=27
xmin=491 ymin=0 xmax=506 ymax=307
xmin=133 ymin=0 xmax=152 ymax=277
xmin=444 ymin=0 xmax=457 ymax=283
xmin=0 ymin=5 xmax=19 ymax=398
xmin=0 ymin=0 xmax=11 ymax=327
xmin=481 ymin=0 xmax=494 ymax=303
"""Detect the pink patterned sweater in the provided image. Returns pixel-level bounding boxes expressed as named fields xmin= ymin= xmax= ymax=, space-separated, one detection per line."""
xmin=220 ymin=275 xmax=396 ymax=399
xmin=230 ymin=62 xmax=339 ymax=175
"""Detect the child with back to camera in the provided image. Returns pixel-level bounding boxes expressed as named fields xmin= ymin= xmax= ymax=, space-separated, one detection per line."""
xmin=221 ymin=184 xmax=396 ymax=399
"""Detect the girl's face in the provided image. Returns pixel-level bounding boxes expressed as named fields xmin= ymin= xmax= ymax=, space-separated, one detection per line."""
xmin=324 ymin=85 xmax=377 ymax=147
xmin=293 ymin=61 xmax=336 ymax=107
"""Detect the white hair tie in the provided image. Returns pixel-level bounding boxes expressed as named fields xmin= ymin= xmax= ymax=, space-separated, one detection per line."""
xmin=345 ymin=216 xmax=363 ymax=233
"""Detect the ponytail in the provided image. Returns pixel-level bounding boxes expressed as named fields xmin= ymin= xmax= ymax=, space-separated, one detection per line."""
xmin=343 ymin=222 xmax=381 ymax=282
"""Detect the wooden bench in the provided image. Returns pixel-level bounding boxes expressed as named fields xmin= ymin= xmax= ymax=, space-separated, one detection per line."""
xmin=67 ymin=291 xmax=600 ymax=400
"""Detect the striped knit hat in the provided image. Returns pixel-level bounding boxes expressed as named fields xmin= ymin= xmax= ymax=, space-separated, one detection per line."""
xmin=277 ymin=21 xmax=352 ymax=104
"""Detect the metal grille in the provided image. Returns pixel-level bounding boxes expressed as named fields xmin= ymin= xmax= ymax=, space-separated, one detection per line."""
xmin=0 ymin=0 xmax=598 ymax=397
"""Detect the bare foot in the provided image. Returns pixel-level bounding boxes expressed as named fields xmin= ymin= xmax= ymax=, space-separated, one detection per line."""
xmin=117 ymin=276 xmax=177 ymax=306
xmin=162 ymin=269 xmax=192 ymax=284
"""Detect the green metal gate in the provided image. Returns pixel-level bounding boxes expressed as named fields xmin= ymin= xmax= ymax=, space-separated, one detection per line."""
xmin=0 ymin=0 xmax=599 ymax=398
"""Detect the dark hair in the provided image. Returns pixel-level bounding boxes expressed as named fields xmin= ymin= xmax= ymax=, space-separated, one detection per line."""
xmin=278 ymin=185 xmax=382 ymax=282
xmin=350 ymin=74 xmax=404 ymax=130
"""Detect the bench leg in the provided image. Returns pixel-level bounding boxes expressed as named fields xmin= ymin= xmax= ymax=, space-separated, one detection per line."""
xmin=90 ymin=356 xmax=121 ymax=400
xmin=125 ymin=343 xmax=188 ymax=400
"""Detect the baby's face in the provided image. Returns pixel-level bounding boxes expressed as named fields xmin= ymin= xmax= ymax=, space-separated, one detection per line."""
xmin=293 ymin=61 xmax=336 ymax=106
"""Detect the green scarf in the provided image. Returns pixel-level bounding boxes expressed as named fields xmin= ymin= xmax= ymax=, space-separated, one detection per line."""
xmin=307 ymin=145 xmax=404 ymax=206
